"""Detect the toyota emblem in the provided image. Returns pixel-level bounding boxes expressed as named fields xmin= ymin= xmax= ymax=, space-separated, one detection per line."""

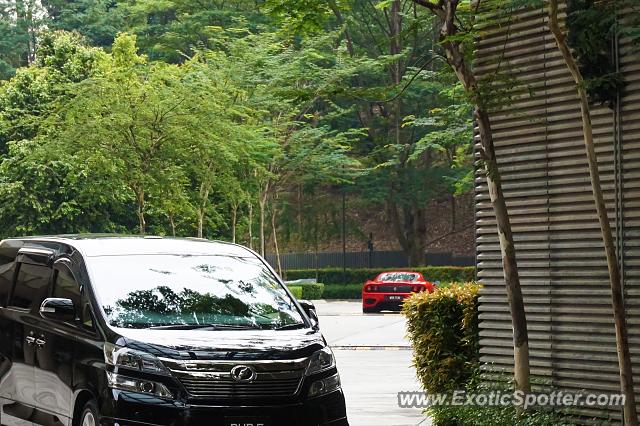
xmin=230 ymin=365 xmax=256 ymax=383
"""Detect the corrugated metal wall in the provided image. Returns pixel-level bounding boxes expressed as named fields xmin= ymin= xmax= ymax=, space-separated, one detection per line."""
xmin=475 ymin=2 xmax=640 ymax=422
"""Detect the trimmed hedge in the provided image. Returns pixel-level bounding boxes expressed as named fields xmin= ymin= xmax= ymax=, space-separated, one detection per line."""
xmin=288 ymin=286 xmax=303 ymax=299
xmin=402 ymin=283 xmax=481 ymax=393
xmin=322 ymin=284 xmax=363 ymax=299
xmin=283 ymin=266 xmax=475 ymax=285
xmin=286 ymin=283 xmax=325 ymax=300
xmin=302 ymin=283 xmax=324 ymax=300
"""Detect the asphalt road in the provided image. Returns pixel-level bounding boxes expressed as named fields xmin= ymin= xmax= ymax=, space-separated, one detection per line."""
xmin=314 ymin=300 xmax=430 ymax=426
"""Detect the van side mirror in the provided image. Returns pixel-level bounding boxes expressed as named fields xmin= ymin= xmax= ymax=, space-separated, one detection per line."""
xmin=40 ymin=298 xmax=76 ymax=322
xmin=298 ymin=299 xmax=319 ymax=329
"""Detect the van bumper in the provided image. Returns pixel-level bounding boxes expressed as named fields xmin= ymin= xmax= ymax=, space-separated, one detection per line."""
xmin=100 ymin=389 xmax=348 ymax=426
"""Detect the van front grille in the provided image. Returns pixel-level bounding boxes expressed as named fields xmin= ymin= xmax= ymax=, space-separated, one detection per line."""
xmin=178 ymin=375 xmax=303 ymax=399
xmin=159 ymin=357 xmax=310 ymax=400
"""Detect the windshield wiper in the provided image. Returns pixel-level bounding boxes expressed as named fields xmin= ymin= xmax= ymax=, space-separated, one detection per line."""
xmin=275 ymin=323 xmax=306 ymax=331
xmin=149 ymin=323 xmax=263 ymax=330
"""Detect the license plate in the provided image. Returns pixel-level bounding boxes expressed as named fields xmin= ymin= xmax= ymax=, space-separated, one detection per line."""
xmin=387 ymin=295 xmax=403 ymax=301
xmin=225 ymin=417 xmax=270 ymax=426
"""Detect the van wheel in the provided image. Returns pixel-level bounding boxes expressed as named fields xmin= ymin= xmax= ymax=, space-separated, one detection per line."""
xmin=78 ymin=400 xmax=100 ymax=426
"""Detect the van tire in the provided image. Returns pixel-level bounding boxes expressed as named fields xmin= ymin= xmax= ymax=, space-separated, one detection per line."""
xmin=77 ymin=400 xmax=100 ymax=426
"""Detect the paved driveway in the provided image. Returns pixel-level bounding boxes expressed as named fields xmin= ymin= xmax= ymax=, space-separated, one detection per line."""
xmin=314 ymin=300 xmax=430 ymax=426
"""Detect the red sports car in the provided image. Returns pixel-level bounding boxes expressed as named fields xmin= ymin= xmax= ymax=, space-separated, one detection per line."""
xmin=362 ymin=271 xmax=435 ymax=313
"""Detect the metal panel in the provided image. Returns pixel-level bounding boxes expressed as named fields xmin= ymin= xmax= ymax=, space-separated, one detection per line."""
xmin=475 ymin=2 xmax=638 ymax=422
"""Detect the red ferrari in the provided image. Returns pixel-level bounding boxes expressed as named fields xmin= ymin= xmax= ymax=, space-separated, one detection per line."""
xmin=362 ymin=271 xmax=435 ymax=313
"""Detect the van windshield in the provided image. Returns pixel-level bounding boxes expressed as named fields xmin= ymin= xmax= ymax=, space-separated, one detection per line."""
xmin=87 ymin=254 xmax=305 ymax=330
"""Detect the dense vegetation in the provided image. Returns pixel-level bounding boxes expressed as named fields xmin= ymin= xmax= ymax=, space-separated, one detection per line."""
xmin=0 ymin=0 xmax=473 ymax=265
xmin=283 ymin=266 xmax=475 ymax=284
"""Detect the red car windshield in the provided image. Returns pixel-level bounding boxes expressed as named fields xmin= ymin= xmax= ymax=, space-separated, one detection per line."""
xmin=377 ymin=272 xmax=420 ymax=282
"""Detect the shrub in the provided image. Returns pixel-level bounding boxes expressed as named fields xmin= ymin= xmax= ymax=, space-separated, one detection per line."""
xmin=402 ymin=283 xmax=481 ymax=393
xmin=287 ymin=286 xmax=303 ymax=299
xmin=302 ymin=283 xmax=326 ymax=300
xmin=286 ymin=283 xmax=324 ymax=299
xmin=283 ymin=266 xmax=475 ymax=285
xmin=429 ymin=403 xmax=579 ymax=426
xmin=322 ymin=284 xmax=363 ymax=299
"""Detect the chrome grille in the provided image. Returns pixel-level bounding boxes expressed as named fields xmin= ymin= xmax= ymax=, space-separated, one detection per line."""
xmin=160 ymin=356 xmax=308 ymax=400
xmin=179 ymin=375 xmax=302 ymax=398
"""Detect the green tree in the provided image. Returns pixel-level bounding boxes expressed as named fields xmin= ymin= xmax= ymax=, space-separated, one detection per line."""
xmin=409 ymin=0 xmax=531 ymax=394
xmin=0 ymin=31 xmax=104 ymax=153
xmin=266 ymin=0 xmax=473 ymax=266
xmin=0 ymin=0 xmax=45 ymax=79
xmin=118 ymin=0 xmax=268 ymax=62
xmin=41 ymin=0 xmax=124 ymax=47
xmin=0 ymin=32 xmax=126 ymax=237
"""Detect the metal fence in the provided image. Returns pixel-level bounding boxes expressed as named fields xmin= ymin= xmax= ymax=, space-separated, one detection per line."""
xmin=265 ymin=250 xmax=474 ymax=270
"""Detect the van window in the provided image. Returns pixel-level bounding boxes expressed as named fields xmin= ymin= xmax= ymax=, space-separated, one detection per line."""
xmin=0 ymin=259 xmax=15 ymax=306
xmin=10 ymin=263 xmax=51 ymax=309
xmin=53 ymin=267 xmax=94 ymax=330
xmin=88 ymin=254 xmax=304 ymax=330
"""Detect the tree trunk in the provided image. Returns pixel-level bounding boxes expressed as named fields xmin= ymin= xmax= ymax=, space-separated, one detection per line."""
xmin=388 ymin=201 xmax=428 ymax=267
xmin=134 ymin=187 xmax=146 ymax=235
xmin=271 ymin=206 xmax=282 ymax=277
xmin=328 ymin=0 xmax=355 ymax=56
xmin=411 ymin=0 xmax=531 ymax=393
xmin=231 ymin=203 xmax=238 ymax=244
xmin=411 ymin=206 xmax=428 ymax=266
xmin=258 ymin=196 xmax=266 ymax=257
xmin=196 ymin=210 xmax=204 ymax=239
xmin=476 ymin=106 xmax=531 ymax=393
xmin=248 ymin=201 xmax=253 ymax=249
xmin=196 ymin=184 xmax=210 ymax=240
xmin=451 ymin=193 xmax=457 ymax=232
xmin=169 ymin=213 xmax=176 ymax=237
xmin=548 ymin=2 xmax=637 ymax=423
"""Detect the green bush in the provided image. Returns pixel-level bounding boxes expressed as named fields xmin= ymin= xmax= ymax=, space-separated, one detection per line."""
xmin=429 ymin=403 xmax=579 ymax=426
xmin=402 ymin=283 xmax=481 ymax=393
xmin=286 ymin=283 xmax=324 ymax=299
xmin=283 ymin=266 xmax=475 ymax=285
xmin=322 ymin=284 xmax=363 ymax=299
xmin=287 ymin=286 xmax=303 ymax=299
xmin=303 ymin=283 xmax=325 ymax=300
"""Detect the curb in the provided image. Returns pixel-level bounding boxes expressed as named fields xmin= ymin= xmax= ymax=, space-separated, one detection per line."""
xmin=331 ymin=345 xmax=411 ymax=351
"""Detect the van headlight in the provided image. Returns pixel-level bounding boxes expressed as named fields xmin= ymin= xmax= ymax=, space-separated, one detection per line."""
xmin=106 ymin=372 xmax=173 ymax=398
xmin=305 ymin=346 xmax=335 ymax=376
xmin=308 ymin=373 xmax=341 ymax=398
xmin=104 ymin=343 xmax=169 ymax=375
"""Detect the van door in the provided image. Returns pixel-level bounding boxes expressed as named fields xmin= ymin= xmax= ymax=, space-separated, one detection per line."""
xmin=0 ymin=250 xmax=54 ymax=426
xmin=32 ymin=260 xmax=94 ymax=426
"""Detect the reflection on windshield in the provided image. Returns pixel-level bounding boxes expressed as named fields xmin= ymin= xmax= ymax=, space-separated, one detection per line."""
xmin=88 ymin=254 xmax=304 ymax=330
xmin=379 ymin=272 xmax=419 ymax=282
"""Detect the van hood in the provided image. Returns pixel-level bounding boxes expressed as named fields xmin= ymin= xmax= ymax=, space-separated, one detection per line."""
xmin=113 ymin=327 xmax=326 ymax=360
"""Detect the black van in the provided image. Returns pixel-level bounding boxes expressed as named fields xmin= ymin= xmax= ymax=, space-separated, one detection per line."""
xmin=0 ymin=235 xmax=348 ymax=426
